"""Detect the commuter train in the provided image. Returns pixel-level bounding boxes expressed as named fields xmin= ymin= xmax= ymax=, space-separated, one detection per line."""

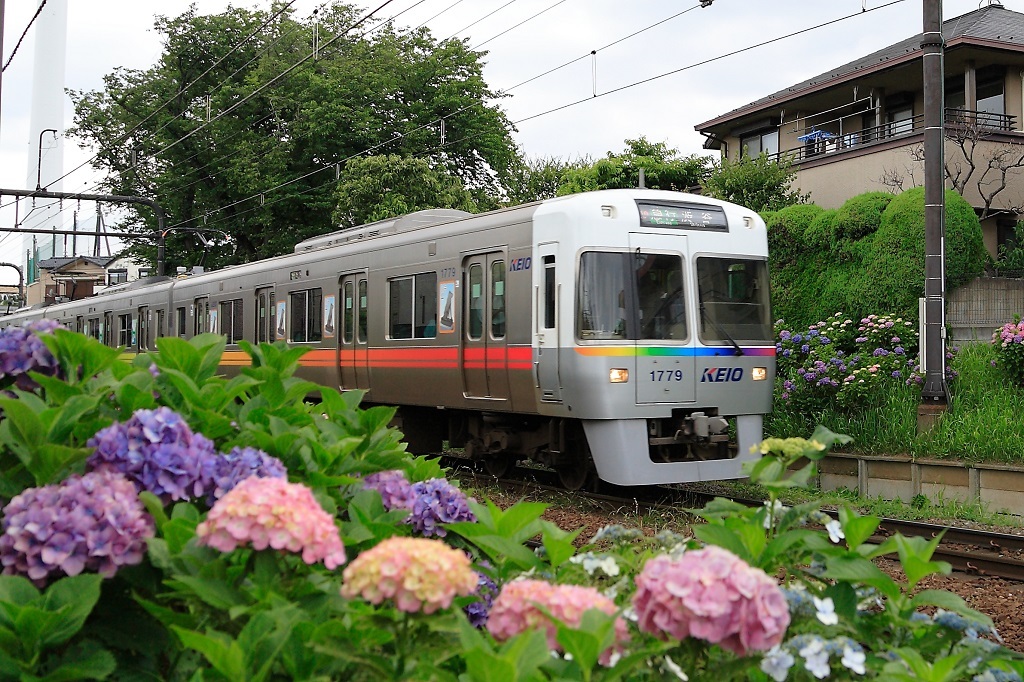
xmin=0 ymin=189 xmax=776 ymax=488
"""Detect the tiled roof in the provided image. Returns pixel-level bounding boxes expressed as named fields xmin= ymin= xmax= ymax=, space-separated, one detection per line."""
xmin=697 ymin=3 xmax=1024 ymax=128
xmin=38 ymin=256 xmax=116 ymax=270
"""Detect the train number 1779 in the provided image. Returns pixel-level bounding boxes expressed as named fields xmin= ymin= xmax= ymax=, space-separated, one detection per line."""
xmin=649 ymin=370 xmax=684 ymax=381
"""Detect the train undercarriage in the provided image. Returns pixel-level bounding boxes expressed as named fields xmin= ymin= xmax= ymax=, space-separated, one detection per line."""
xmin=390 ymin=406 xmax=740 ymax=490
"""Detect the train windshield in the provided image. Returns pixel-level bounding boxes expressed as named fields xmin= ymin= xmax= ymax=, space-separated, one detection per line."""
xmin=696 ymin=257 xmax=772 ymax=344
xmin=576 ymin=251 xmax=687 ymax=341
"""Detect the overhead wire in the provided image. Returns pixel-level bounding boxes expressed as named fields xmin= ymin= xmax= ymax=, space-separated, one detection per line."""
xmin=2 ymin=0 xmax=47 ymax=73
xmin=471 ymin=0 xmax=571 ymax=50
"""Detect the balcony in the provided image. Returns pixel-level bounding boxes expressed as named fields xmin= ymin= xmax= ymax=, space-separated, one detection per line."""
xmin=770 ymin=108 xmax=1017 ymax=165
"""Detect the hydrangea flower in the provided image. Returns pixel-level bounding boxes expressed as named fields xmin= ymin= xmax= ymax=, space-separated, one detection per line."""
xmin=761 ymin=645 xmax=795 ymax=682
xmin=360 ymin=471 xmax=475 ymax=537
xmin=632 ymin=545 xmax=790 ymax=656
xmin=341 ymin=536 xmax=477 ymax=614
xmin=362 ymin=469 xmax=417 ymax=511
xmin=87 ymin=407 xmax=218 ymax=504
xmin=464 ymin=563 xmax=499 ymax=628
xmin=208 ymin=446 xmax=287 ymax=502
xmin=0 ymin=469 xmax=154 ymax=585
xmin=0 ymin=319 xmax=62 ymax=390
xmin=487 ymin=579 xmax=629 ymax=664
xmin=197 ymin=477 xmax=346 ymax=569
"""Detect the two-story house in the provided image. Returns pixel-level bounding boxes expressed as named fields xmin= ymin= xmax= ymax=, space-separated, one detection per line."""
xmin=695 ymin=1 xmax=1024 ymax=258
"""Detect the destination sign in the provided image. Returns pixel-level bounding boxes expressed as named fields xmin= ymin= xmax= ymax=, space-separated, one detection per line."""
xmin=636 ymin=202 xmax=729 ymax=231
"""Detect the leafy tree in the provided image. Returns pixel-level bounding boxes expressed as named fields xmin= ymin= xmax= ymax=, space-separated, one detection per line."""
xmin=332 ymin=155 xmax=477 ymax=227
xmin=556 ymin=137 xmax=710 ymax=196
xmin=701 ymin=152 xmax=809 ymax=213
xmin=503 ymin=153 xmax=591 ymax=205
xmin=67 ymin=4 xmax=517 ymax=272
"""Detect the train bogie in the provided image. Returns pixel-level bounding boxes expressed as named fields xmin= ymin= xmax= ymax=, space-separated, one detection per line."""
xmin=1 ymin=189 xmax=775 ymax=488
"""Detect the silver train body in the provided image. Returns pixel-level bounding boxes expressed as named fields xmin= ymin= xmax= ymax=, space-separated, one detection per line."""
xmin=0 ymin=189 xmax=776 ymax=487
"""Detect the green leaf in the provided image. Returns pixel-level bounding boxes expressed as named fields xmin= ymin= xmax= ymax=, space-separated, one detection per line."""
xmin=838 ymin=506 xmax=880 ymax=550
xmin=824 ymin=554 xmax=901 ymax=597
xmin=170 ymin=575 xmax=246 ymax=611
xmin=539 ymin=521 xmax=579 ymax=568
xmin=38 ymin=574 xmax=103 ymax=646
xmin=911 ymin=589 xmax=994 ymax=629
xmin=172 ymin=626 xmax=246 ymax=680
xmin=32 ymin=643 xmax=116 ymax=682
xmin=691 ymin=525 xmax=751 ymax=562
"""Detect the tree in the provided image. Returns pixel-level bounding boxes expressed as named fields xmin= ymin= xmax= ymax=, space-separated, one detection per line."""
xmin=502 ymin=153 xmax=591 ymax=205
xmin=556 ymin=138 xmax=710 ymax=196
xmin=700 ymin=152 xmax=809 ymax=213
xmin=332 ymin=155 xmax=477 ymax=227
xmin=67 ymin=4 xmax=518 ymax=272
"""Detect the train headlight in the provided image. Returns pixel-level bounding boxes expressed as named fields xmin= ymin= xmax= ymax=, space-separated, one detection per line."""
xmin=751 ymin=367 xmax=768 ymax=381
xmin=609 ymin=368 xmax=629 ymax=383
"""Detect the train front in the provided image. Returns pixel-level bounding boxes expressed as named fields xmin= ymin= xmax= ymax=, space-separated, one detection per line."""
xmin=533 ymin=189 xmax=775 ymax=486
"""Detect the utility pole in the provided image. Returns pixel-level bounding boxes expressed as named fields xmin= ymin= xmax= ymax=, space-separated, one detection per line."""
xmin=919 ymin=0 xmax=948 ymax=431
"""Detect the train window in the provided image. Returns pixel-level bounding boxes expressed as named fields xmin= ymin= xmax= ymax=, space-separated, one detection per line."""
xmin=468 ymin=265 xmax=484 ymax=340
xmin=104 ymin=312 xmax=113 ymax=346
xmin=176 ymin=307 xmax=186 ymax=338
xmin=289 ymin=288 xmax=323 ymax=343
xmin=696 ymin=257 xmax=772 ymax=344
xmin=220 ymin=299 xmax=244 ymax=344
xmin=156 ymin=310 xmax=165 ymax=340
xmin=139 ymin=310 xmax=150 ymax=350
xmin=636 ymin=253 xmax=687 ymax=340
xmin=118 ymin=314 xmax=133 ymax=347
xmin=343 ymin=281 xmax=355 ymax=344
xmin=87 ymin=318 xmax=100 ymax=340
xmin=543 ymin=256 xmax=556 ymax=329
xmin=388 ymin=273 xmax=436 ymax=339
xmin=491 ymin=261 xmax=506 ymax=339
xmin=194 ymin=298 xmax=209 ymax=336
xmin=358 ymin=279 xmax=368 ymax=343
xmin=577 ymin=252 xmax=628 ymax=340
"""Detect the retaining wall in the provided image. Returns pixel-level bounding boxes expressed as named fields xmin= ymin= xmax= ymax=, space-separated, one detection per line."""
xmin=816 ymin=453 xmax=1024 ymax=515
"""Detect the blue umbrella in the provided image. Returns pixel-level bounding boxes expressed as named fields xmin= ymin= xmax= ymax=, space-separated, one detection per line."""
xmin=797 ymin=129 xmax=836 ymax=142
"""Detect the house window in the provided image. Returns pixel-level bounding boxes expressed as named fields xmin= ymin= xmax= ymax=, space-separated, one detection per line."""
xmin=108 ymin=269 xmax=128 ymax=285
xmin=887 ymin=106 xmax=914 ymax=136
xmin=740 ymin=129 xmax=779 ymax=159
xmin=289 ymin=288 xmax=323 ymax=343
xmin=388 ymin=273 xmax=437 ymax=339
xmin=977 ymin=75 xmax=1004 ymax=117
xmin=138 ymin=268 xmax=153 ymax=279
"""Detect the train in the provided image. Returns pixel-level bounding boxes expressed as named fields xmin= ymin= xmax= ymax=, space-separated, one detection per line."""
xmin=0 ymin=189 xmax=776 ymax=488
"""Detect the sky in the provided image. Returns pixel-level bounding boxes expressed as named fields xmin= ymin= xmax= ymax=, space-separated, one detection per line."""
xmin=0 ymin=0 xmax=1014 ymax=284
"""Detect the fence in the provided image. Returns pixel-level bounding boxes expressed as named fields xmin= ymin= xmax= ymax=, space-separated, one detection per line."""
xmin=947 ymin=275 xmax=1024 ymax=342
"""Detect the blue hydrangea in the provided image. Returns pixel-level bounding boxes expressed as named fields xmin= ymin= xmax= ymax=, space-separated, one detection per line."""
xmin=0 ymin=319 xmax=62 ymax=390
xmin=87 ymin=407 xmax=218 ymax=504
xmin=407 ymin=478 xmax=476 ymax=537
xmin=0 ymin=469 xmax=154 ymax=585
xmin=208 ymin=446 xmax=287 ymax=502
xmin=464 ymin=562 xmax=498 ymax=628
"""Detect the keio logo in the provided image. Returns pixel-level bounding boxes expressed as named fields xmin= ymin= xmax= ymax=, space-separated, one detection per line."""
xmin=701 ymin=367 xmax=744 ymax=383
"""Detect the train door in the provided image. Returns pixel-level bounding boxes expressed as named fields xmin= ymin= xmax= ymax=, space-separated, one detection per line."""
xmin=535 ymin=244 xmax=561 ymax=402
xmin=629 ymin=232 xmax=695 ymax=404
xmin=102 ymin=312 xmax=113 ymax=346
xmin=256 ymin=287 xmax=275 ymax=343
xmin=462 ymin=252 xmax=508 ymax=400
xmin=339 ymin=273 xmax=370 ymax=390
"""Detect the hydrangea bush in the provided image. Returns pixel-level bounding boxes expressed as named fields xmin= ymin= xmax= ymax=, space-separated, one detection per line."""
xmin=993 ymin=317 xmax=1024 ymax=386
xmin=776 ymin=312 xmax=958 ymax=412
xmin=0 ymin=324 xmax=1021 ymax=681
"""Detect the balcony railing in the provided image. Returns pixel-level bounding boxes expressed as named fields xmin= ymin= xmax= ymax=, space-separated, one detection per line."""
xmin=769 ymin=108 xmax=1017 ymax=165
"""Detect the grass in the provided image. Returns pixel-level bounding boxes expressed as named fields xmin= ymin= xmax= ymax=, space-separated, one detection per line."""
xmin=766 ymin=342 xmax=1024 ymax=464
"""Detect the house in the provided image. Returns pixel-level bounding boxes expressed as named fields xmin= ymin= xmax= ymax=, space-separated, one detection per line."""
xmin=25 ymin=255 xmax=117 ymax=306
xmin=695 ymin=1 xmax=1024 ymax=258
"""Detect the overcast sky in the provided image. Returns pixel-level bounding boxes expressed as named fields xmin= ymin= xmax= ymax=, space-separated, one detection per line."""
xmin=0 ymin=0 xmax=1013 ymax=283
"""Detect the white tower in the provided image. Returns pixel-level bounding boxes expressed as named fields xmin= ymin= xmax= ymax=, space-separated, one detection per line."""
xmin=21 ymin=0 xmax=68 ymax=279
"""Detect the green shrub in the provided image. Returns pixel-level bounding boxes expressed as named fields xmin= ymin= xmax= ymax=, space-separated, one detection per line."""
xmin=766 ymin=203 xmax=823 ymax=265
xmin=803 ymin=209 xmax=840 ymax=250
xmin=834 ymin=191 xmax=893 ymax=240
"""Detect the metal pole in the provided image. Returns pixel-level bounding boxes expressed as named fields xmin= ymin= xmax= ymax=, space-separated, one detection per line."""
xmin=0 ymin=0 xmax=6 ymax=145
xmin=0 ymin=187 xmax=167 ymax=275
xmin=919 ymin=0 xmax=948 ymax=429
xmin=36 ymin=128 xmax=57 ymax=190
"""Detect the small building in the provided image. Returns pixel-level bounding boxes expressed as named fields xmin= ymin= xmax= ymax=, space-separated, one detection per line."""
xmin=26 ymin=255 xmax=116 ymax=306
xmin=695 ymin=1 xmax=1024 ymax=258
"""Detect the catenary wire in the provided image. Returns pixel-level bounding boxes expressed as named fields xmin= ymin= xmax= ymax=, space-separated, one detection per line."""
xmin=2 ymin=0 xmax=47 ymax=73
xmin=471 ymin=0 xmax=571 ymax=50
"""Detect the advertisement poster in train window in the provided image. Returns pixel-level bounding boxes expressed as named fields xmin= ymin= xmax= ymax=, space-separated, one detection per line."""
xmin=209 ymin=309 xmax=219 ymax=335
xmin=276 ymin=300 xmax=287 ymax=339
xmin=323 ymin=295 xmax=336 ymax=338
xmin=438 ymin=280 xmax=456 ymax=333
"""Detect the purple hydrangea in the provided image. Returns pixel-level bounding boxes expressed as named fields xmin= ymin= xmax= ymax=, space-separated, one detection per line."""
xmin=0 ymin=469 xmax=154 ymax=585
xmin=407 ymin=478 xmax=477 ymax=537
xmin=464 ymin=563 xmax=498 ymax=628
xmin=363 ymin=470 xmax=418 ymax=511
xmin=0 ymin=319 xmax=62 ymax=390
xmin=87 ymin=407 xmax=218 ymax=504
xmin=208 ymin=446 xmax=287 ymax=502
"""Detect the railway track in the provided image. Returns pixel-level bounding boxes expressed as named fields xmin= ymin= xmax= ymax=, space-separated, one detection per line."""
xmin=447 ymin=458 xmax=1024 ymax=582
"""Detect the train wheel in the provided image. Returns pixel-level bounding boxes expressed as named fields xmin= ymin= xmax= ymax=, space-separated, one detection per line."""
xmin=482 ymin=453 xmax=515 ymax=478
xmin=556 ymin=461 xmax=598 ymax=492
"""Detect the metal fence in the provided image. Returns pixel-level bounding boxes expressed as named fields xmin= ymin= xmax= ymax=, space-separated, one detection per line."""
xmin=947 ymin=275 xmax=1024 ymax=342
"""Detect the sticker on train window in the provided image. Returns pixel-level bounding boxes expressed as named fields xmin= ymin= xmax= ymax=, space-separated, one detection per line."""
xmin=438 ymin=281 xmax=456 ymax=333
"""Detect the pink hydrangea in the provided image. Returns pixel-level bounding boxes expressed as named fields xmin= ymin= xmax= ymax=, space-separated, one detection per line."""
xmin=487 ymin=579 xmax=629 ymax=663
xmin=632 ymin=545 xmax=790 ymax=656
xmin=195 ymin=477 xmax=346 ymax=569
xmin=340 ymin=536 xmax=477 ymax=614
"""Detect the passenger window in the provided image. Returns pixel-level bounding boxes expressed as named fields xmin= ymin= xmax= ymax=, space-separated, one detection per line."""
xmin=358 ymin=279 xmax=368 ymax=343
xmin=289 ymin=289 xmax=323 ymax=343
xmin=468 ymin=264 xmax=483 ymax=340
xmin=343 ymin=281 xmax=354 ymax=344
xmin=543 ymin=256 xmax=555 ymax=329
xmin=388 ymin=273 xmax=436 ymax=339
xmin=491 ymin=261 xmax=506 ymax=339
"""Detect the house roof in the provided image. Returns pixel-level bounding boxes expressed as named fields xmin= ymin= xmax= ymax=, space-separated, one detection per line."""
xmin=695 ymin=3 xmax=1024 ymax=130
xmin=38 ymin=256 xmax=116 ymax=272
